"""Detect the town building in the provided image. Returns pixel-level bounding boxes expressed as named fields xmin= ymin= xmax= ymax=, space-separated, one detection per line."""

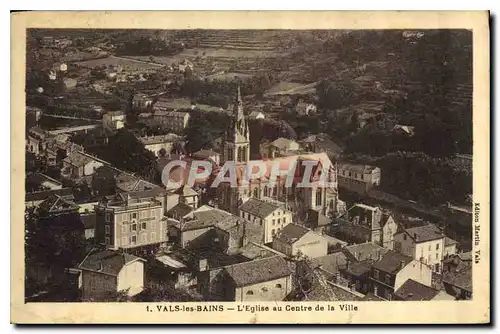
xmin=215 ymin=256 xmax=293 ymax=301
xmin=94 ymin=192 xmax=167 ymax=251
xmin=394 ymin=279 xmax=454 ymax=301
xmin=299 ymin=133 xmax=344 ymax=159
xmin=272 ymin=223 xmax=328 ymax=259
xmin=78 ymin=250 xmax=146 ymax=301
xmin=138 ymin=133 xmax=181 ymax=157
xmin=62 ymin=151 xmax=105 ymax=178
xmin=332 ymin=204 xmax=398 ymax=248
xmin=260 ymin=137 xmax=301 ymax=159
xmin=25 ymin=187 xmax=74 ymax=208
xmin=152 ymin=103 xmax=191 ymax=134
xmin=239 ymin=198 xmax=293 ymax=244
xmin=337 ymin=163 xmax=381 ymax=194
xmin=442 ymin=252 xmax=472 ymax=300
xmin=102 ymin=111 xmax=125 ymax=131
xmin=393 ymin=224 xmax=446 ymax=272
xmin=132 ymin=93 xmax=154 ymax=109
xmin=370 ymin=250 xmax=432 ymax=301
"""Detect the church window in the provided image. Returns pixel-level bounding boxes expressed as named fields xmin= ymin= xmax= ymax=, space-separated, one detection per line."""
xmin=264 ymin=186 xmax=268 ymax=197
xmin=316 ymin=189 xmax=322 ymax=206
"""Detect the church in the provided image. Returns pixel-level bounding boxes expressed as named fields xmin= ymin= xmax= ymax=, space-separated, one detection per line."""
xmin=215 ymin=87 xmax=340 ymax=219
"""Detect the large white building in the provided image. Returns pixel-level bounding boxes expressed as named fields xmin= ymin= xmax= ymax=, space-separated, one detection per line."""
xmin=393 ymin=224 xmax=447 ymax=273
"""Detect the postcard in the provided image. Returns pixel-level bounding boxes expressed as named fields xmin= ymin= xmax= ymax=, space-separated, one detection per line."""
xmin=11 ymin=11 xmax=490 ymax=324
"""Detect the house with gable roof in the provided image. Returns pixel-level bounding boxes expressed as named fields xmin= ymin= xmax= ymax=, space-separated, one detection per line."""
xmin=272 ymin=223 xmax=328 ymax=259
xmin=78 ymin=249 xmax=146 ymax=301
xmin=217 ymin=255 xmax=293 ymax=301
xmin=393 ymin=223 xmax=446 ymax=272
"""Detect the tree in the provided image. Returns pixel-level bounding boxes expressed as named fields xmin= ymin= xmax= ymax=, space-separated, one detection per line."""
xmin=185 ymin=116 xmax=214 ymax=153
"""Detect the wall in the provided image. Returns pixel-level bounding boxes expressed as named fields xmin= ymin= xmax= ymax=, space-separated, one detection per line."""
xmin=444 ymin=244 xmax=457 ymax=258
xmin=292 ymin=231 xmax=328 ymax=259
xmin=107 ymin=205 xmax=166 ymax=249
xmin=234 ymin=275 xmax=292 ymax=302
xmin=393 ymin=232 xmax=415 ymax=258
xmin=81 ymin=270 xmax=117 ymax=301
xmin=181 ymin=226 xmax=213 ymax=248
xmin=414 ymin=238 xmax=445 ymax=272
xmin=394 ymin=260 xmax=432 ymax=291
xmin=117 ymin=260 xmax=145 ymax=296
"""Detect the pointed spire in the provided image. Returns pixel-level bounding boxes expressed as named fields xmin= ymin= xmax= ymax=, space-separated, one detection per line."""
xmin=236 ymin=85 xmax=242 ymax=104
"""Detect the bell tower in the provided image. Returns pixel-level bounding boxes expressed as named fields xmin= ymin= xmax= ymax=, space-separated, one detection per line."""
xmin=222 ymin=85 xmax=250 ymax=164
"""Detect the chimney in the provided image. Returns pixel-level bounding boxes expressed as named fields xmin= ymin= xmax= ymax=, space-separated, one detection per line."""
xmin=413 ymin=233 xmax=417 ymax=241
xmin=400 ymin=260 xmax=406 ymax=269
xmin=98 ymin=262 xmax=103 ymax=272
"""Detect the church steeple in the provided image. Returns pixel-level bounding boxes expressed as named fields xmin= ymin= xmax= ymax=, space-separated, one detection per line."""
xmin=221 ymin=85 xmax=250 ymax=164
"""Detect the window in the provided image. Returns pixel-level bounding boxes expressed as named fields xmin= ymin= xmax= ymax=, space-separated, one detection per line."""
xmin=151 ymin=209 xmax=156 ymax=218
xmin=374 ymin=286 xmax=378 ymax=296
xmin=151 ymin=232 xmax=156 ymax=241
xmin=272 ymin=219 xmax=276 ymax=226
xmin=141 ymin=234 xmax=147 ymax=242
xmin=105 ymin=213 xmax=111 ymax=223
xmin=105 ymin=226 xmax=110 ymax=234
xmin=272 ymin=229 xmax=276 ymax=236
xmin=131 ymin=235 xmax=137 ymax=244
xmin=278 ymin=218 xmax=281 ymax=224
xmin=373 ymin=269 xmax=379 ymax=280
xmin=261 ymin=287 xmax=268 ymax=292
xmin=246 ymin=290 xmax=254 ymax=295
xmin=105 ymin=237 xmax=110 ymax=245
xmin=354 ymin=173 xmax=357 ymax=179
xmin=141 ymin=222 xmax=147 ymax=230
xmin=428 ymin=244 xmax=431 ymax=251
xmin=361 ymin=174 xmax=364 ymax=181
xmin=436 ymin=243 xmax=440 ymax=250
xmin=122 ymin=237 xmax=128 ymax=245
xmin=349 ymin=172 xmax=352 ymax=177
xmin=316 ymin=189 xmax=322 ymax=206
xmin=403 ymin=234 xmax=407 ymax=241
xmin=131 ymin=224 xmax=137 ymax=232
xmin=436 ymin=253 xmax=439 ymax=260
xmin=276 ymin=283 xmax=282 ymax=289
xmin=283 ymin=217 xmax=286 ymax=224
xmin=385 ymin=274 xmax=391 ymax=284
xmin=122 ymin=225 xmax=127 ymax=233
xmin=264 ymin=186 xmax=268 ymax=197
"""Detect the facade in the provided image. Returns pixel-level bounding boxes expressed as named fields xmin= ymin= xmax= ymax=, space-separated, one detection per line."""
xmin=272 ymin=223 xmax=328 ymax=259
xmin=337 ymin=163 xmax=381 ymax=194
xmin=102 ymin=111 xmax=125 ymax=131
xmin=138 ymin=133 xmax=181 ymax=157
xmin=332 ymin=204 xmax=397 ymax=247
xmin=393 ymin=224 xmax=445 ymax=272
xmin=94 ymin=192 xmax=167 ymax=250
xmin=78 ymin=250 xmax=145 ymax=301
xmin=370 ymin=250 xmax=432 ymax=301
xmin=239 ymin=198 xmax=293 ymax=244
xmin=219 ymin=256 xmax=293 ymax=301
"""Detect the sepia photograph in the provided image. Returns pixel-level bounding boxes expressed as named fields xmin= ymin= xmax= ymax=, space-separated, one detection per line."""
xmin=11 ymin=11 xmax=490 ymax=324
